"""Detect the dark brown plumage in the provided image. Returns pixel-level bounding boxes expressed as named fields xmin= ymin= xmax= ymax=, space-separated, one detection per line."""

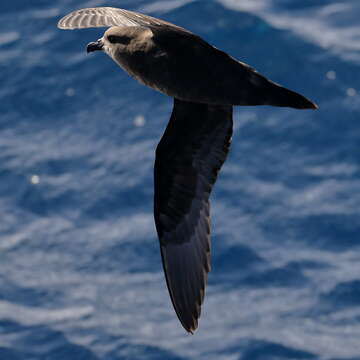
xmin=155 ymin=100 xmax=233 ymax=332
xmin=58 ymin=7 xmax=317 ymax=333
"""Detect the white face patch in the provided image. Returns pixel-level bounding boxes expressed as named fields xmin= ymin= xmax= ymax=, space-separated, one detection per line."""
xmin=102 ymin=37 xmax=116 ymax=58
xmin=101 ymin=38 xmax=132 ymax=73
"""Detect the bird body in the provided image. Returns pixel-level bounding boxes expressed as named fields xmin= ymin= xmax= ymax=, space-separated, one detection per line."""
xmin=95 ymin=25 xmax=316 ymax=108
xmin=58 ymin=7 xmax=317 ymax=333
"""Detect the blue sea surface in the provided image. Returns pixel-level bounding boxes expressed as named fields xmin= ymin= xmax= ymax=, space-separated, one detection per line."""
xmin=1 ymin=0 xmax=360 ymax=359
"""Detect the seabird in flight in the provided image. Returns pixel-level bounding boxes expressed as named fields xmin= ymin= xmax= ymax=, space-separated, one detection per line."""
xmin=57 ymin=7 xmax=317 ymax=333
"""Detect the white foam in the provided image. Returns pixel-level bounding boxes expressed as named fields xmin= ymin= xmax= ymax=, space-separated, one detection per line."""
xmin=0 ymin=32 xmax=19 ymax=46
xmin=139 ymin=0 xmax=195 ymax=14
xmin=218 ymin=0 xmax=360 ymax=64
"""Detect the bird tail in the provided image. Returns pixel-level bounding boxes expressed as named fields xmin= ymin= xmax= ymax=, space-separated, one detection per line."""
xmin=263 ymin=82 xmax=318 ymax=109
xmin=217 ymin=51 xmax=319 ymax=109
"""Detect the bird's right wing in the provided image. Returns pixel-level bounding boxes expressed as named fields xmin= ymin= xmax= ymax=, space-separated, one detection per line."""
xmin=57 ymin=7 xmax=189 ymax=32
xmin=154 ymin=99 xmax=233 ymax=332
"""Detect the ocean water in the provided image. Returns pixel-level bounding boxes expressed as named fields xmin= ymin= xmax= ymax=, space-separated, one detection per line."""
xmin=1 ymin=0 xmax=360 ymax=359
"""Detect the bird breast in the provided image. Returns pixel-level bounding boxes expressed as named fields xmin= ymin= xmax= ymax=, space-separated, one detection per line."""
xmin=109 ymin=33 xmax=239 ymax=104
xmin=109 ymin=39 xmax=171 ymax=93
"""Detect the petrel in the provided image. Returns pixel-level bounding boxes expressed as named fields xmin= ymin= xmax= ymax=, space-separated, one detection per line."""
xmin=58 ymin=7 xmax=317 ymax=333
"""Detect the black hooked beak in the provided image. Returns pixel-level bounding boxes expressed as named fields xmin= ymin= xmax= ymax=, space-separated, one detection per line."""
xmin=86 ymin=39 xmax=104 ymax=53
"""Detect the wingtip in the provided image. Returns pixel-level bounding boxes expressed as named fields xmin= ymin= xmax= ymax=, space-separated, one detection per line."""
xmin=179 ymin=314 xmax=198 ymax=334
xmin=184 ymin=322 xmax=197 ymax=334
xmin=57 ymin=18 xmax=67 ymax=30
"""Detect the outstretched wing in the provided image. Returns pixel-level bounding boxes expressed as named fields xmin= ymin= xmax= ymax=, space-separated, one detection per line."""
xmin=57 ymin=7 xmax=189 ymax=32
xmin=154 ymin=99 xmax=233 ymax=332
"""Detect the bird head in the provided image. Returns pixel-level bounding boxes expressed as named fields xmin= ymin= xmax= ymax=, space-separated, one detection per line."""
xmin=86 ymin=26 xmax=153 ymax=58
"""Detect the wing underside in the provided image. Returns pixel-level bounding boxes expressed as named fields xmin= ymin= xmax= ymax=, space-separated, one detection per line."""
xmin=57 ymin=7 xmax=189 ymax=32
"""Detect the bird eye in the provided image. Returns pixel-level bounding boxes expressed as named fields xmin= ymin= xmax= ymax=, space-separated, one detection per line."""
xmin=107 ymin=35 xmax=116 ymax=43
xmin=107 ymin=35 xmax=130 ymax=44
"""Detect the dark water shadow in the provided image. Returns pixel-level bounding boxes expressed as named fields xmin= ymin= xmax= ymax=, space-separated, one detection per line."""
xmin=0 ymin=319 xmax=184 ymax=360
xmin=320 ymin=280 xmax=360 ymax=310
xmin=239 ymin=340 xmax=316 ymax=360
xmin=211 ymin=240 xmax=312 ymax=289
xmin=212 ymin=339 xmax=317 ymax=360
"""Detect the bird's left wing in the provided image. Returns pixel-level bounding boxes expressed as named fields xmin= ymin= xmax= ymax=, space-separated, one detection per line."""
xmin=154 ymin=99 xmax=233 ymax=332
xmin=57 ymin=7 xmax=189 ymax=32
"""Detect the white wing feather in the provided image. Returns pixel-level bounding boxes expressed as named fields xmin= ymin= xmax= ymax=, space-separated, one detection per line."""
xmin=57 ymin=7 xmax=187 ymax=31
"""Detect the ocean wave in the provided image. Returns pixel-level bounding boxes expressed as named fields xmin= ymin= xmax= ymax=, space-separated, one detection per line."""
xmin=219 ymin=0 xmax=360 ymax=63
